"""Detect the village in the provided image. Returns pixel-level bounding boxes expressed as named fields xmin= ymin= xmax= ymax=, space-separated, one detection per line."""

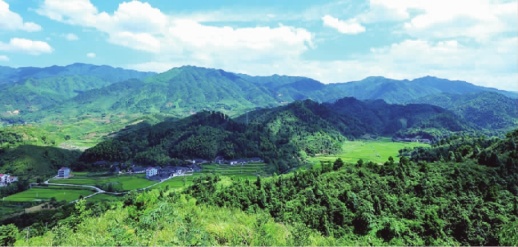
xmin=56 ymin=156 xmax=265 ymax=182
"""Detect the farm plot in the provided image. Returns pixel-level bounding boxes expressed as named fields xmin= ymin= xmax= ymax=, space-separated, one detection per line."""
xmin=4 ymin=187 xmax=95 ymax=203
xmin=49 ymin=173 xmax=155 ymax=191
xmin=308 ymin=138 xmax=429 ymax=165
xmin=201 ymin=163 xmax=269 ymax=178
xmin=156 ymin=163 xmax=269 ymax=190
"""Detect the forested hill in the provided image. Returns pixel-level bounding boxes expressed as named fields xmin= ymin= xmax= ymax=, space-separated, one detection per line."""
xmin=79 ymin=98 xmax=471 ymax=172
xmin=6 ymin=129 xmax=517 ymax=246
xmin=0 ymin=63 xmax=155 ymax=123
xmin=186 ymin=128 xmax=518 ymax=246
xmin=410 ymin=91 xmax=518 ymax=130
xmin=2 ymin=64 xmax=516 ymax=130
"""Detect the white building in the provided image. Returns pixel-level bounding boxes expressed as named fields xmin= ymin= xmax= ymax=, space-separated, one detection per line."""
xmin=146 ymin=167 xmax=158 ymax=178
xmin=58 ymin=167 xmax=71 ymax=178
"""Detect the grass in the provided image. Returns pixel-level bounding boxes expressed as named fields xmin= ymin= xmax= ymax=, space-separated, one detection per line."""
xmin=0 ymin=205 xmax=24 ymax=217
xmin=308 ymin=138 xmax=429 ymax=166
xmin=154 ymin=174 xmax=199 ymax=190
xmin=155 ymin=163 xmax=269 ymax=190
xmin=49 ymin=172 xmax=155 ymax=191
xmin=87 ymin=193 xmax=123 ymax=203
xmin=201 ymin=163 xmax=268 ymax=177
xmin=3 ymin=187 xmax=95 ymax=203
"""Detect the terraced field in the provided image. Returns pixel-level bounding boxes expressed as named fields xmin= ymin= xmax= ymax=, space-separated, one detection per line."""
xmin=49 ymin=172 xmax=155 ymax=191
xmin=4 ymin=187 xmax=95 ymax=203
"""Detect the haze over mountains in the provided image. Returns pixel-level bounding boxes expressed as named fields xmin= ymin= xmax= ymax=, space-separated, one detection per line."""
xmin=0 ymin=63 xmax=516 ymax=132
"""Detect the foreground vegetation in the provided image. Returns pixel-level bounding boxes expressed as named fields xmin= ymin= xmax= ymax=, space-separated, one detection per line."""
xmin=0 ymin=129 xmax=515 ymax=246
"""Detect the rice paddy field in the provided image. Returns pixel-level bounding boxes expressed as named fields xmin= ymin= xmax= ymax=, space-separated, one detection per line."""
xmin=308 ymin=138 xmax=429 ymax=165
xmin=49 ymin=172 xmax=156 ymax=191
xmin=3 ymin=187 xmax=95 ymax=203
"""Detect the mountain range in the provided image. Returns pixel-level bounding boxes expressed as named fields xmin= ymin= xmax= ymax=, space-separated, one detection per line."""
xmin=0 ymin=64 xmax=516 ymax=132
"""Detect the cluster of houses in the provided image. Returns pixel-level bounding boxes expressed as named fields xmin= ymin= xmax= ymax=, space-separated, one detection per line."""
xmin=184 ymin=157 xmax=264 ymax=166
xmin=0 ymin=174 xmax=18 ymax=187
xmin=392 ymin=137 xmax=432 ymax=144
xmin=142 ymin=165 xmax=202 ymax=181
xmin=213 ymin=157 xmax=264 ymax=165
xmin=86 ymin=156 xmax=265 ymax=181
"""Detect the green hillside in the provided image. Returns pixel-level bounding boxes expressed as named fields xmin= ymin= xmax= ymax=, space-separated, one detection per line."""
xmin=0 ymin=64 xmax=154 ymax=124
xmin=3 ymin=129 xmax=516 ymax=246
xmin=3 ymin=64 xmax=516 ymax=132
xmin=79 ymin=98 xmax=471 ymax=173
xmin=410 ymin=92 xmax=518 ymax=130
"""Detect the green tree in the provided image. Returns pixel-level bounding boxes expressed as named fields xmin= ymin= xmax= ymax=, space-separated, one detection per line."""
xmin=333 ymin=158 xmax=345 ymax=170
xmin=0 ymin=224 xmax=19 ymax=246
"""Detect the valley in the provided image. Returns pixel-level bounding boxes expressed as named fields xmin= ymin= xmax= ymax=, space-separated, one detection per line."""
xmin=0 ymin=64 xmax=516 ymax=246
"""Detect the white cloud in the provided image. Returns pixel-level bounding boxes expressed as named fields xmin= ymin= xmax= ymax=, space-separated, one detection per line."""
xmin=0 ymin=55 xmax=8 ymax=61
xmin=86 ymin=52 xmax=96 ymax=58
xmin=0 ymin=38 xmax=53 ymax=55
xmin=0 ymin=0 xmax=41 ymax=32
xmin=359 ymin=0 xmax=516 ymax=42
xmin=359 ymin=0 xmax=411 ymax=23
xmin=37 ymin=0 xmax=313 ymax=59
xmin=322 ymin=15 xmax=365 ymax=34
xmin=64 ymin=33 xmax=78 ymax=41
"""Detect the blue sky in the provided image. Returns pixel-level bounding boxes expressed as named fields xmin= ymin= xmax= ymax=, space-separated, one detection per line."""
xmin=0 ymin=0 xmax=516 ymax=91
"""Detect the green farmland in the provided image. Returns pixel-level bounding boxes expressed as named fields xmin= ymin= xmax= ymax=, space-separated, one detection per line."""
xmin=4 ymin=187 xmax=95 ymax=203
xmin=308 ymin=138 xmax=429 ymax=165
xmin=155 ymin=163 xmax=269 ymax=190
xmin=49 ymin=172 xmax=155 ymax=191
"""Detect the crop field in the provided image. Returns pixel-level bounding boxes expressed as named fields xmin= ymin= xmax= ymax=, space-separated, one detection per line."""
xmin=156 ymin=163 xmax=269 ymax=190
xmin=49 ymin=172 xmax=155 ymax=191
xmin=87 ymin=193 xmax=124 ymax=203
xmin=4 ymin=187 xmax=95 ymax=203
xmin=201 ymin=163 xmax=269 ymax=177
xmin=154 ymin=174 xmax=199 ymax=190
xmin=308 ymin=138 xmax=429 ymax=165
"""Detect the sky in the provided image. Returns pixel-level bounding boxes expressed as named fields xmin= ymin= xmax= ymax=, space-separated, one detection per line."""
xmin=0 ymin=0 xmax=517 ymax=91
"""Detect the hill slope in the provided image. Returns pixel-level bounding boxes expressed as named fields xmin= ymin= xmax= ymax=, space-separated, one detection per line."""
xmin=410 ymin=92 xmax=518 ymax=130
xmin=2 ymin=64 xmax=515 ymax=134
xmin=80 ymin=98 xmax=471 ymax=172
xmin=0 ymin=64 xmax=155 ymax=123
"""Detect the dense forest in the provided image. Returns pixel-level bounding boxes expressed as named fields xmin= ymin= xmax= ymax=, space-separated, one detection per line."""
xmin=79 ymin=98 xmax=471 ymax=173
xmin=1 ymin=129 xmax=516 ymax=246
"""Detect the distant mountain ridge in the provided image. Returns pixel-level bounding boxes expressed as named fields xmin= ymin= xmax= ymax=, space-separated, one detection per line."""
xmin=0 ymin=63 xmax=155 ymax=83
xmin=1 ymin=64 xmax=516 ymax=132
xmin=410 ymin=92 xmax=518 ymax=130
xmin=0 ymin=64 xmax=156 ymax=121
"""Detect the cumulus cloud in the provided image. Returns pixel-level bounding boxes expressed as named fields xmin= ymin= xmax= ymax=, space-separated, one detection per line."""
xmin=37 ymin=0 xmax=313 ymax=58
xmin=0 ymin=55 xmax=8 ymax=61
xmin=86 ymin=52 xmax=96 ymax=58
xmin=0 ymin=38 xmax=53 ymax=55
xmin=64 ymin=33 xmax=78 ymax=41
xmin=359 ymin=0 xmax=516 ymax=42
xmin=0 ymin=0 xmax=41 ymax=32
xmin=322 ymin=15 xmax=365 ymax=34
